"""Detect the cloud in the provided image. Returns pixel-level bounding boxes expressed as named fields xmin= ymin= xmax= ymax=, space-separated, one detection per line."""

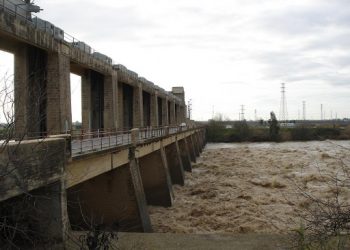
xmin=1 ymin=0 xmax=349 ymax=120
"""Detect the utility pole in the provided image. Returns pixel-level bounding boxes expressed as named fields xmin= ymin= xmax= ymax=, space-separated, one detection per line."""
xmin=254 ymin=109 xmax=257 ymax=121
xmin=279 ymin=83 xmax=288 ymax=122
xmin=240 ymin=105 xmax=245 ymax=121
xmin=188 ymin=99 xmax=192 ymax=120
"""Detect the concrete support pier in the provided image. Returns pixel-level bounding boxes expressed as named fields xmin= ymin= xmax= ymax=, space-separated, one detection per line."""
xmin=138 ymin=148 xmax=174 ymax=207
xmin=165 ymin=141 xmax=185 ymax=186
xmin=178 ymin=138 xmax=192 ymax=172
xmin=67 ymin=160 xmax=152 ymax=232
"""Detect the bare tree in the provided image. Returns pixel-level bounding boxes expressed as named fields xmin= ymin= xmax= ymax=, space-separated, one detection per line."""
xmin=290 ymin=142 xmax=350 ymax=249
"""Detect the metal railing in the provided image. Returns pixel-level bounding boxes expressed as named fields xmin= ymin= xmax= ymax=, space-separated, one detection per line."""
xmin=70 ymin=125 xmax=189 ymax=156
xmin=0 ymin=0 xmax=113 ymax=64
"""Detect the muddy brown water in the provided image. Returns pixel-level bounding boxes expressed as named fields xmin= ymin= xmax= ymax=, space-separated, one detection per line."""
xmin=149 ymin=140 xmax=350 ymax=234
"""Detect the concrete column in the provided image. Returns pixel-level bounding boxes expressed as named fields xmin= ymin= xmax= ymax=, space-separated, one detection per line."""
xmin=103 ymin=72 xmax=118 ymax=130
xmin=46 ymin=52 xmax=71 ymax=134
xmin=169 ymin=101 xmax=176 ymax=125
xmin=14 ymin=45 xmax=47 ymax=137
xmin=150 ymin=91 xmax=159 ymax=127
xmin=188 ymin=134 xmax=197 ymax=163
xmin=162 ymin=97 xmax=169 ymax=126
xmin=165 ymin=140 xmax=185 ymax=186
xmin=32 ymin=181 xmax=68 ymax=247
xmin=192 ymin=133 xmax=200 ymax=157
xmin=195 ymin=132 xmax=203 ymax=153
xmin=133 ymin=82 xmax=143 ymax=128
xmin=81 ymin=70 xmax=91 ymax=131
xmin=117 ymin=81 xmax=123 ymax=130
xmin=82 ymin=70 xmax=105 ymax=131
xmin=14 ymin=44 xmax=29 ymax=137
xmin=138 ymin=146 xmax=174 ymax=207
xmin=67 ymin=160 xmax=152 ymax=232
xmin=142 ymin=91 xmax=151 ymax=127
xmin=178 ymin=138 xmax=192 ymax=172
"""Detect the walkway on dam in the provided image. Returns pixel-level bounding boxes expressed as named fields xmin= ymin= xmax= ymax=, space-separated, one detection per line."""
xmin=71 ymin=126 xmax=184 ymax=156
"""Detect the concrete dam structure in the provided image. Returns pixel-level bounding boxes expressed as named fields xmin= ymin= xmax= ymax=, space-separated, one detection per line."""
xmin=0 ymin=1 xmax=206 ymax=248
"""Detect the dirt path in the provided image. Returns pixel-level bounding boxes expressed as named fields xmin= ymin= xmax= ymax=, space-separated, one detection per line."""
xmin=149 ymin=140 xmax=350 ymax=234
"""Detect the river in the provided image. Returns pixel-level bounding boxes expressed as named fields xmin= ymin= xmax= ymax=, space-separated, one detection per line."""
xmin=148 ymin=140 xmax=350 ymax=233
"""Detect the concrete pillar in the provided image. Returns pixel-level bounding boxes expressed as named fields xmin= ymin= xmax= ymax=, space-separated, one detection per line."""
xmin=192 ymin=133 xmax=200 ymax=157
xmin=117 ymin=81 xmax=123 ymax=129
xmin=181 ymin=106 xmax=186 ymax=123
xmin=14 ymin=45 xmax=47 ymax=137
xmin=46 ymin=52 xmax=71 ymax=134
xmin=82 ymin=70 xmax=106 ymax=131
xmin=169 ymin=101 xmax=176 ymax=125
xmin=142 ymin=91 xmax=151 ymax=127
xmin=103 ymin=72 xmax=118 ymax=130
xmin=122 ymin=83 xmax=134 ymax=129
xmin=165 ymin=141 xmax=185 ymax=186
xmin=14 ymin=44 xmax=29 ymax=137
xmin=67 ymin=160 xmax=152 ymax=232
xmin=150 ymin=91 xmax=159 ymax=127
xmin=157 ymin=96 xmax=163 ymax=126
xmin=188 ymin=134 xmax=197 ymax=163
xmin=195 ymin=132 xmax=203 ymax=153
xmin=178 ymin=138 xmax=192 ymax=172
xmin=133 ymin=82 xmax=143 ymax=128
xmin=81 ymin=70 xmax=91 ymax=131
xmin=138 ymin=147 xmax=174 ymax=207
xmin=0 ymin=180 xmax=68 ymax=248
xmin=162 ymin=97 xmax=169 ymax=126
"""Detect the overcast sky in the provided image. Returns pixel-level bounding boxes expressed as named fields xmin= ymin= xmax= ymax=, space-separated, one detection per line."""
xmin=1 ymin=0 xmax=350 ymax=121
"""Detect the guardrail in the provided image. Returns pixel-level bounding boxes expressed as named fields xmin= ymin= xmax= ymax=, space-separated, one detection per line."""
xmin=0 ymin=0 xmax=112 ymax=64
xmin=70 ymin=125 xmax=188 ymax=156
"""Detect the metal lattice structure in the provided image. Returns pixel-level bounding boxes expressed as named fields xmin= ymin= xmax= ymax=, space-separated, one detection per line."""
xmin=279 ymin=83 xmax=288 ymax=122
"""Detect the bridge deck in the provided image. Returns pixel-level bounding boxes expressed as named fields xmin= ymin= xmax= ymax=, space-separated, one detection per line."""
xmin=71 ymin=127 xmax=183 ymax=156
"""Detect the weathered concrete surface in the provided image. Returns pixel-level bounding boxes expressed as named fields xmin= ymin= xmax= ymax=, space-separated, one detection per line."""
xmin=1 ymin=181 xmax=68 ymax=249
xmin=67 ymin=161 xmax=151 ymax=232
xmin=138 ymin=148 xmax=174 ymax=207
xmin=165 ymin=141 xmax=185 ymax=186
xmin=0 ymin=137 xmax=68 ymax=249
xmin=0 ymin=137 xmax=67 ymax=202
xmin=178 ymin=138 xmax=192 ymax=172
xmin=188 ymin=134 xmax=197 ymax=163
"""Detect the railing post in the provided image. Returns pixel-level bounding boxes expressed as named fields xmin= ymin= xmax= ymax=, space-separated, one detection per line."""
xmin=131 ymin=128 xmax=139 ymax=147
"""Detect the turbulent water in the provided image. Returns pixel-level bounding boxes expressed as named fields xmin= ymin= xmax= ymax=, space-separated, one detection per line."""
xmin=149 ymin=140 xmax=350 ymax=234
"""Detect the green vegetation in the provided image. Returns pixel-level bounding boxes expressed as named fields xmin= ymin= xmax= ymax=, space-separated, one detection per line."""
xmin=207 ymin=120 xmax=350 ymax=143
